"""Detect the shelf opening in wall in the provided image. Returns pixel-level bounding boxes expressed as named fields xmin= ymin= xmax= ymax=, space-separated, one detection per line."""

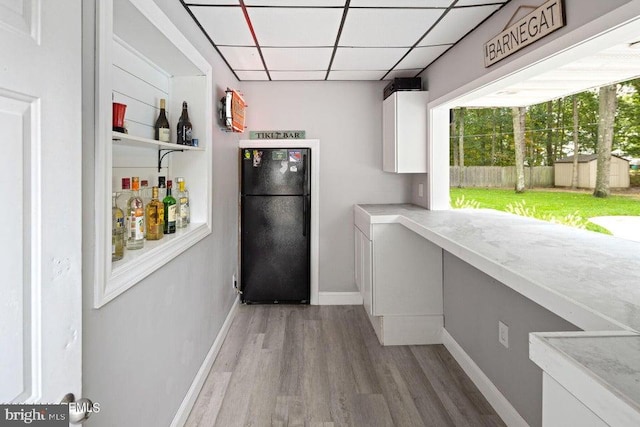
xmin=93 ymin=0 xmax=213 ymax=308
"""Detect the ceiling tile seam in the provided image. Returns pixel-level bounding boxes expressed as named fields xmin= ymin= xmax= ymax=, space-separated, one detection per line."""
xmin=180 ymin=0 xmax=241 ymax=81
xmin=412 ymin=1 xmax=511 ymax=79
xmin=380 ymin=0 xmax=461 ymax=81
xmin=239 ymin=0 xmax=271 ymax=80
xmin=324 ymin=0 xmax=351 ymax=81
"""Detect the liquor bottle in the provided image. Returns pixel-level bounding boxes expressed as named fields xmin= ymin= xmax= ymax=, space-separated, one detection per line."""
xmin=154 ymin=98 xmax=170 ymax=142
xmin=117 ymin=177 xmax=131 ymax=211
xmin=145 ymin=186 xmax=164 ymax=240
xmin=112 ymin=192 xmax=125 ymax=261
xmin=176 ymin=101 xmax=193 ymax=146
xmin=158 ymin=176 xmax=167 ymax=200
xmin=176 ymin=177 xmax=190 ymax=228
xmin=140 ymin=179 xmax=151 ymax=206
xmin=126 ymin=177 xmax=145 ymax=250
xmin=163 ymin=180 xmax=177 ymax=234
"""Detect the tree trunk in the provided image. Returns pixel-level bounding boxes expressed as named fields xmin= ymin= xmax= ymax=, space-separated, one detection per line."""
xmin=571 ymin=95 xmax=580 ymax=189
xmin=512 ymin=106 xmax=526 ymax=193
xmin=491 ymin=108 xmax=497 ymax=165
xmin=458 ymin=107 xmax=465 ymax=188
xmin=451 ymin=109 xmax=458 ymax=167
xmin=594 ymin=84 xmax=617 ymax=198
xmin=546 ymin=100 xmax=554 ymax=165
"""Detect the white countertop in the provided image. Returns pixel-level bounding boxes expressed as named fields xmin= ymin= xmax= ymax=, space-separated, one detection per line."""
xmin=355 ymin=203 xmax=640 ymax=333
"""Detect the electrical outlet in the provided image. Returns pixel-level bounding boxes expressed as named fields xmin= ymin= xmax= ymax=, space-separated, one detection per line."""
xmin=498 ymin=321 xmax=509 ymax=348
xmin=232 ymin=273 xmax=237 ymax=290
xmin=418 ymin=183 xmax=424 ymax=198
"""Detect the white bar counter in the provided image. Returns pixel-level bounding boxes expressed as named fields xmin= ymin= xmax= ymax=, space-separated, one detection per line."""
xmin=355 ymin=203 xmax=640 ymax=426
xmin=355 ymin=203 xmax=640 ymax=333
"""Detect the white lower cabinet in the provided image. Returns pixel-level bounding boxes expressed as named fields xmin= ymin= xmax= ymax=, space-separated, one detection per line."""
xmin=542 ymin=373 xmax=608 ymax=427
xmin=354 ymin=221 xmax=443 ymax=345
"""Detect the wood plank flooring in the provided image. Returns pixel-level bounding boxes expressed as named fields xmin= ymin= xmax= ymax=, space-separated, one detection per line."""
xmin=185 ymin=305 xmax=505 ymax=427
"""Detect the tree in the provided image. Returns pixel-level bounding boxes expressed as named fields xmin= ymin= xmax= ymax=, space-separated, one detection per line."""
xmin=512 ymin=106 xmax=526 ymax=193
xmin=571 ymin=95 xmax=580 ymax=189
xmin=546 ymin=100 xmax=554 ymax=165
xmin=594 ymin=84 xmax=617 ymax=198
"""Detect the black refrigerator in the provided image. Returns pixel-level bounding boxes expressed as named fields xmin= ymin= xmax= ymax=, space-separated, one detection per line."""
xmin=240 ymin=148 xmax=311 ymax=304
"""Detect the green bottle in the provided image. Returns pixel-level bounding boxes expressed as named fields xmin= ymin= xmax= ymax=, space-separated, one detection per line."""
xmin=163 ymin=180 xmax=177 ymax=234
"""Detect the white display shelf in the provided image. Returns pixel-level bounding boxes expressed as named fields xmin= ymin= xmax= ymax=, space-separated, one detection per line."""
xmin=93 ymin=0 xmax=213 ymax=308
xmin=112 ymin=131 xmax=204 ymax=151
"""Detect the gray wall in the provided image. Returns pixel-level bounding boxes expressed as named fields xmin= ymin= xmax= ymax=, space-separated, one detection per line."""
xmin=241 ymin=81 xmax=412 ymax=292
xmin=411 ymin=173 xmax=429 ymax=208
xmin=443 ymin=252 xmax=580 ymax=427
xmin=81 ymin=0 xmax=240 ymax=425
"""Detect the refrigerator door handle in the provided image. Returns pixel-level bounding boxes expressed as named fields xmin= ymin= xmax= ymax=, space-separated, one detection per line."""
xmin=302 ymin=197 xmax=307 ymax=237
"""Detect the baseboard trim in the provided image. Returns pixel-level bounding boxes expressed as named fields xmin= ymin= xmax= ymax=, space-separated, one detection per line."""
xmin=442 ymin=329 xmax=529 ymax=427
xmin=318 ymin=291 xmax=363 ymax=305
xmin=170 ymin=295 xmax=240 ymax=427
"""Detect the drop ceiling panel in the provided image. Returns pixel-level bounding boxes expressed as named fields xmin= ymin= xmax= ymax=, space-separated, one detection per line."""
xmin=419 ymin=5 xmax=500 ymax=46
xmin=246 ymin=0 xmax=345 ymax=5
xmin=332 ymin=47 xmax=407 ymax=70
xmin=349 ymin=0 xmax=453 ymax=7
xmin=455 ymin=0 xmax=507 ymax=6
xmin=248 ymin=7 xmax=342 ymax=46
xmin=339 ymin=8 xmax=444 ymax=47
xmin=270 ymin=71 xmax=327 ymax=80
xmin=236 ymin=70 xmax=269 ymax=80
xmin=186 ymin=1 xmax=239 ymax=5
xmin=328 ymin=70 xmax=387 ymax=80
xmin=395 ymin=45 xmax=451 ymax=69
xmin=262 ymin=47 xmax=333 ymax=70
xmin=218 ymin=46 xmax=264 ymax=69
xmin=190 ymin=6 xmax=255 ymax=46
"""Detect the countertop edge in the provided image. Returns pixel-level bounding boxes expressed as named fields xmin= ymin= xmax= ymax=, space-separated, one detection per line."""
xmin=529 ymin=332 xmax=640 ymax=425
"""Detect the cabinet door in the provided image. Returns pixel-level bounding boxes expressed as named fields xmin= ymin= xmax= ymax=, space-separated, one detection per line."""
xmin=362 ymin=232 xmax=373 ymax=317
xmin=355 ymin=227 xmax=362 ymax=292
xmin=396 ymin=92 xmax=428 ymax=173
xmin=382 ymin=94 xmax=397 ymax=172
xmin=372 ymin=223 xmax=442 ymax=316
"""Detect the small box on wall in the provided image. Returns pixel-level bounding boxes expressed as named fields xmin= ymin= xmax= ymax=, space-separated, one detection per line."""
xmin=219 ymin=88 xmax=247 ymax=133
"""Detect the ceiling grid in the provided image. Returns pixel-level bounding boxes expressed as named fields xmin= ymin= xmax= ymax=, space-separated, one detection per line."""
xmin=182 ymin=0 xmax=510 ymax=81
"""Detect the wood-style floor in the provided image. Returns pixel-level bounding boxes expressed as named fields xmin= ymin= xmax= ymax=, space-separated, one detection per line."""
xmin=185 ymin=305 xmax=505 ymax=427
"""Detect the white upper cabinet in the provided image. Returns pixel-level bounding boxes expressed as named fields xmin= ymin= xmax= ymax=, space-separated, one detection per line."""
xmin=382 ymin=91 xmax=428 ymax=173
xmin=93 ymin=0 xmax=213 ymax=307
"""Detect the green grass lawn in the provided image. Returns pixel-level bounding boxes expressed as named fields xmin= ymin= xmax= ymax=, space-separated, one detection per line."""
xmin=449 ymin=188 xmax=640 ymax=233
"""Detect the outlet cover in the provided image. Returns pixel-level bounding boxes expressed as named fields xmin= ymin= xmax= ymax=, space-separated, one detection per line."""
xmin=232 ymin=273 xmax=237 ymax=290
xmin=418 ymin=183 xmax=424 ymax=198
xmin=498 ymin=321 xmax=509 ymax=348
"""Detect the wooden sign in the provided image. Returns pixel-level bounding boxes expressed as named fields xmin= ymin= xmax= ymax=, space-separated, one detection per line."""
xmin=484 ymin=0 xmax=565 ymax=67
xmin=249 ymin=130 xmax=306 ymax=140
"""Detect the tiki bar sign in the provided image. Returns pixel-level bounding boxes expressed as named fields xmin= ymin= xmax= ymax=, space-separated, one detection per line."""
xmin=484 ymin=0 xmax=565 ymax=67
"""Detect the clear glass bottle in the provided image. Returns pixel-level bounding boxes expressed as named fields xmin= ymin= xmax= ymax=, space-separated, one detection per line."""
xmin=112 ymin=192 xmax=125 ymax=261
xmin=176 ymin=177 xmax=190 ymax=228
xmin=140 ymin=179 xmax=151 ymax=207
xmin=158 ymin=176 xmax=167 ymax=200
xmin=163 ymin=180 xmax=177 ymax=234
xmin=126 ymin=176 xmax=145 ymax=250
xmin=176 ymin=101 xmax=192 ymax=146
xmin=145 ymin=186 xmax=164 ymax=240
xmin=154 ymin=98 xmax=170 ymax=142
xmin=116 ymin=177 xmax=131 ymax=211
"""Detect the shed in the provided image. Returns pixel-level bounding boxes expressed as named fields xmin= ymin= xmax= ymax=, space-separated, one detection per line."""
xmin=554 ymin=154 xmax=630 ymax=188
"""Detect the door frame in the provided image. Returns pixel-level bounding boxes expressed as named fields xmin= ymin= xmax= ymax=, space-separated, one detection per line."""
xmin=239 ymin=139 xmax=320 ymax=305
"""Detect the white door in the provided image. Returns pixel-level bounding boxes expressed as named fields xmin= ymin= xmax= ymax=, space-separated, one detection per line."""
xmin=0 ymin=0 xmax=82 ymax=406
